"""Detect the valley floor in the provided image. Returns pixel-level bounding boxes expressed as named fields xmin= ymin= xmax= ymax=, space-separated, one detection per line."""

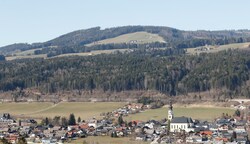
xmin=0 ymin=102 xmax=234 ymax=122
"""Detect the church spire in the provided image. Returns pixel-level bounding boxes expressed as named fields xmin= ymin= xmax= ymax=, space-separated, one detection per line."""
xmin=168 ymin=100 xmax=173 ymax=120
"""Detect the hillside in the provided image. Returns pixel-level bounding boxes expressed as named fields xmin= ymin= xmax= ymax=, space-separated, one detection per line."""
xmin=85 ymin=32 xmax=166 ymax=46
xmin=0 ymin=43 xmax=32 ymax=55
xmin=4 ymin=42 xmax=250 ymax=61
xmin=0 ymin=48 xmax=250 ymax=102
xmin=186 ymin=42 xmax=250 ymax=54
xmin=1 ymin=26 xmax=250 ymax=58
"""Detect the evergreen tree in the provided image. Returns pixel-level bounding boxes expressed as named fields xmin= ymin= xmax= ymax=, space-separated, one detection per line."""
xmin=77 ymin=117 xmax=81 ymax=123
xmin=45 ymin=117 xmax=49 ymax=125
xmin=118 ymin=114 xmax=124 ymax=126
xmin=68 ymin=113 xmax=76 ymax=125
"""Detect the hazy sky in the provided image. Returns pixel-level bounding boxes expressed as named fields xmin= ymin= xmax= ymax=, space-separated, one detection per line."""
xmin=1 ymin=0 xmax=250 ymax=47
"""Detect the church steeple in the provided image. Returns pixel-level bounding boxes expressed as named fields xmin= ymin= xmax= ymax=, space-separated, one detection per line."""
xmin=168 ymin=100 xmax=174 ymax=120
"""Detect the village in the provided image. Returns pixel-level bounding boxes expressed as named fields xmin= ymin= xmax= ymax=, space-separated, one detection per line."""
xmin=0 ymin=101 xmax=250 ymax=144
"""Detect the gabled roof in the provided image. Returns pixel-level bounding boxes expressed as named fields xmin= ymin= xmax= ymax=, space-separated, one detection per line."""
xmin=171 ymin=116 xmax=193 ymax=123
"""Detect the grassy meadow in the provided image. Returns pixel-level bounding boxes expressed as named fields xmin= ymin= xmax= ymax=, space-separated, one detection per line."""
xmin=85 ymin=32 xmax=165 ymax=47
xmin=0 ymin=102 xmax=125 ymax=120
xmin=125 ymin=106 xmax=234 ymax=122
xmin=0 ymin=102 xmax=234 ymax=122
xmin=0 ymin=102 xmax=52 ymax=115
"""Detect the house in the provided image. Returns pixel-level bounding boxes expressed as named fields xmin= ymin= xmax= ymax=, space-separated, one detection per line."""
xmin=170 ymin=116 xmax=194 ymax=132
xmin=19 ymin=119 xmax=37 ymax=127
xmin=186 ymin=135 xmax=202 ymax=143
xmin=87 ymin=118 xmax=97 ymax=128
xmin=0 ymin=115 xmax=15 ymax=128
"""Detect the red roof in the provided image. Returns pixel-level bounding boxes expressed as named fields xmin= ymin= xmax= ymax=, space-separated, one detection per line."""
xmin=200 ymin=131 xmax=212 ymax=135
xmin=215 ymin=137 xmax=228 ymax=142
xmin=79 ymin=124 xmax=89 ymax=129
xmin=116 ymin=127 xmax=123 ymax=131
xmin=131 ymin=120 xmax=142 ymax=124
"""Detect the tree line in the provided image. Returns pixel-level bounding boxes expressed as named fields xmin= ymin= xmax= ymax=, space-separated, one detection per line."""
xmin=34 ymin=42 xmax=168 ymax=57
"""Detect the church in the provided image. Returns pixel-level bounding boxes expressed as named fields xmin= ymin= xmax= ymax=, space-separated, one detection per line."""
xmin=168 ymin=101 xmax=194 ymax=132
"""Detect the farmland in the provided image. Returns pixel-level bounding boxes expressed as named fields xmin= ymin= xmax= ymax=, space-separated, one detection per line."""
xmin=85 ymin=31 xmax=166 ymax=47
xmin=69 ymin=136 xmax=149 ymax=144
xmin=186 ymin=42 xmax=250 ymax=54
xmin=0 ymin=102 xmax=234 ymax=122
xmin=0 ymin=102 xmax=125 ymax=120
xmin=5 ymin=54 xmax=47 ymax=61
xmin=125 ymin=105 xmax=234 ymax=122
xmin=55 ymin=49 xmax=129 ymax=58
xmin=5 ymin=41 xmax=249 ymax=61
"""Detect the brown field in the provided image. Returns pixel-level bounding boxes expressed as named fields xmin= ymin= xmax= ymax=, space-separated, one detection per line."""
xmin=0 ymin=102 xmax=125 ymax=120
xmin=67 ymin=136 xmax=149 ymax=144
xmin=55 ymin=49 xmax=129 ymax=58
xmin=69 ymin=136 xmax=149 ymax=144
xmin=0 ymin=102 xmax=234 ymax=123
xmin=6 ymin=49 xmax=129 ymax=60
xmin=125 ymin=105 xmax=234 ymax=122
xmin=5 ymin=54 xmax=47 ymax=61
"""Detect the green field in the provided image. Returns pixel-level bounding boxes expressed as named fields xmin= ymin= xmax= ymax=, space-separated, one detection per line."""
xmin=125 ymin=106 xmax=234 ymax=122
xmin=68 ymin=136 xmax=149 ymax=144
xmin=85 ymin=32 xmax=166 ymax=47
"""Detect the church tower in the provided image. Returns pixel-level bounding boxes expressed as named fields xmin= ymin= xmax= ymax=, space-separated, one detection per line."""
xmin=168 ymin=101 xmax=174 ymax=120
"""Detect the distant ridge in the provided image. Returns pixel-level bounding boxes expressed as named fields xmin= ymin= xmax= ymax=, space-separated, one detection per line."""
xmin=1 ymin=26 xmax=250 ymax=55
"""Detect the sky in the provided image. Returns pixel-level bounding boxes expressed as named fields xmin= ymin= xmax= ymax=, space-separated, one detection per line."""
xmin=1 ymin=0 xmax=250 ymax=47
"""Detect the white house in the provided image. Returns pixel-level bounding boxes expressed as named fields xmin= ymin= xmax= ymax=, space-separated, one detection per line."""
xmin=170 ymin=116 xmax=194 ymax=132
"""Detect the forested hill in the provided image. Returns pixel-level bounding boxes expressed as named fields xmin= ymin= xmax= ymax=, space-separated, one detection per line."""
xmin=1 ymin=26 xmax=250 ymax=56
xmin=0 ymin=48 xmax=250 ymax=101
